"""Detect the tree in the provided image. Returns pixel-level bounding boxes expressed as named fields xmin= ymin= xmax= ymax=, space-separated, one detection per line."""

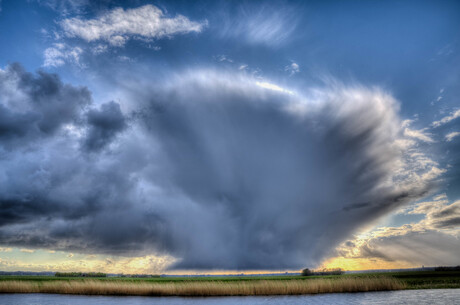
xmin=301 ymin=268 xmax=313 ymax=276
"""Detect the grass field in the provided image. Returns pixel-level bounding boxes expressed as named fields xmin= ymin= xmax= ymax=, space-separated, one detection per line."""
xmin=0 ymin=271 xmax=458 ymax=296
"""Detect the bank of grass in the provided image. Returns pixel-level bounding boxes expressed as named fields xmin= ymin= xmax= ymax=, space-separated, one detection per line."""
xmin=0 ymin=277 xmax=404 ymax=296
xmin=0 ymin=271 xmax=459 ymax=296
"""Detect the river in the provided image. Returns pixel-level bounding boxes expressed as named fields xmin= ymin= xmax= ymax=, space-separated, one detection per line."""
xmin=1 ymin=289 xmax=459 ymax=304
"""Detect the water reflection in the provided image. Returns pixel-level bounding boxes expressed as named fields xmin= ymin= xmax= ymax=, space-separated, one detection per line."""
xmin=1 ymin=289 xmax=459 ymax=305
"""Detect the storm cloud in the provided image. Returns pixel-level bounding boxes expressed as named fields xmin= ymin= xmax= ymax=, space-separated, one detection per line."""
xmin=83 ymin=101 xmax=127 ymax=151
xmin=0 ymin=63 xmax=91 ymax=147
xmin=0 ymin=65 xmax=440 ymax=270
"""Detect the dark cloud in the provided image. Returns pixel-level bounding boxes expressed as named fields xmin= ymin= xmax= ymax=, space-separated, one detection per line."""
xmin=0 ymin=63 xmax=91 ymax=148
xmin=0 ymin=67 xmax=437 ymax=270
xmin=0 ymin=64 xmax=136 ymax=255
xmin=433 ymin=217 xmax=460 ymax=228
xmin=83 ymin=101 xmax=127 ymax=152
xmin=430 ymin=200 xmax=460 ymax=229
xmin=0 ymin=104 xmax=39 ymax=141
xmin=432 ymin=203 xmax=460 ymax=219
xmin=134 ymin=74 xmax=433 ymax=270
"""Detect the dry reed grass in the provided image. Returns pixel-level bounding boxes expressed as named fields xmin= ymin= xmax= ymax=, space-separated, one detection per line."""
xmin=0 ymin=276 xmax=405 ymax=296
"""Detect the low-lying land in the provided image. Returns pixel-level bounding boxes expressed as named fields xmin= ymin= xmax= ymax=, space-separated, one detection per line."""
xmin=0 ymin=271 xmax=459 ymax=296
xmin=0 ymin=277 xmax=404 ymax=296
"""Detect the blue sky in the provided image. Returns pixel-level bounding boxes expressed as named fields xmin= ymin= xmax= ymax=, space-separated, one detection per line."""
xmin=0 ymin=0 xmax=459 ymax=273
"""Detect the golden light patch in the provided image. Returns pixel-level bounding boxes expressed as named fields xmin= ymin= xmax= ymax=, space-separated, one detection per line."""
xmin=321 ymin=257 xmax=415 ymax=271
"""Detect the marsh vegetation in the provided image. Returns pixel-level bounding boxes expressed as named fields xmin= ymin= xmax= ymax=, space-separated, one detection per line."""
xmin=0 ymin=277 xmax=403 ymax=296
xmin=0 ymin=271 xmax=459 ymax=296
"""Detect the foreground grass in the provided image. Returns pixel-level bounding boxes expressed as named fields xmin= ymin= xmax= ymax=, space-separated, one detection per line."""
xmin=0 ymin=271 xmax=458 ymax=296
xmin=0 ymin=277 xmax=404 ymax=296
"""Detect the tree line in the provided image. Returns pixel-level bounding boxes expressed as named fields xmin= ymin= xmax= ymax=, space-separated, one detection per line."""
xmin=55 ymin=272 xmax=107 ymax=277
xmin=301 ymin=268 xmax=344 ymax=276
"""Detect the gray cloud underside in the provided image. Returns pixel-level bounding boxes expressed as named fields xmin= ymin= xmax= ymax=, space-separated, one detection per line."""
xmin=0 ymin=65 xmax=438 ymax=270
xmin=361 ymin=230 xmax=460 ymax=266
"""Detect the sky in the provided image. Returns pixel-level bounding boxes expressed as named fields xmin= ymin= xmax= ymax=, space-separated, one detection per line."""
xmin=0 ymin=0 xmax=459 ymax=274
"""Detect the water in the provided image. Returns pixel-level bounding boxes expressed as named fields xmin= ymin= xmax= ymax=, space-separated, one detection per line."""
xmin=1 ymin=289 xmax=459 ymax=305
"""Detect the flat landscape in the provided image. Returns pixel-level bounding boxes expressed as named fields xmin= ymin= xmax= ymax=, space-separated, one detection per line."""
xmin=0 ymin=271 xmax=459 ymax=296
xmin=1 ymin=2 xmax=460 ymax=304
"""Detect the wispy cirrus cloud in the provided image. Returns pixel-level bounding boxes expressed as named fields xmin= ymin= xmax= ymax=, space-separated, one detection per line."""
xmin=432 ymin=109 xmax=460 ymax=128
xmin=36 ymin=0 xmax=89 ymax=15
xmin=219 ymin=4 xmax=299 ymax=47
xmin=60 ymin=4 xmax=207 ymax=47
xmin=445 ymin=131 xmax=460 ymax=142
xmin=403 ymin=127 xmax=435 ymax=143
xmin=402 ymin=119 xmax=435 ymax=143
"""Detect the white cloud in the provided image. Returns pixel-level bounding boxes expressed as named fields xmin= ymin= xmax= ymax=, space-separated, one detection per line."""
xmin=445 ymin=131 xmax=460 ymax=142
xmin=43 ymin=43 xmax=83 ymax=67
xmin=60 ymin=5 xmax=206 ymax=47
xmin=285 ymin=62 xmax=300 ymax=76
xmin=396 ymin=197 xmax=460 ymax=231
xmin=432 ymin=109 xmax=460 ymax=127
xmin=148 ymin=45 xmax=161 ymax=51
xmin=91 ymin=44 xmax=108 ymax=55
xmin=215 ymin=54 xmax=233 ymax=63
xmin=403 ymin=197 xmax=449 ymax=215
xmin=401 ymin=119 xmax=415 ymax=128
xmin=433 ymin=193 xmax=448 ymax=201
xmin=436 ymin=44 xmax=454 ymax=57
xmin=255 ymin=81 xmax=294 ymax=95
xmin=117 ymin=55 xmax=133 ymax=62
xmin=403 ymin=127 xmax=435 ymax=143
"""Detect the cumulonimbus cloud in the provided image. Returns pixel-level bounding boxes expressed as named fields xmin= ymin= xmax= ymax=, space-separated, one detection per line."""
xmin=0 ymin=65 xmax=442 ymax=270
